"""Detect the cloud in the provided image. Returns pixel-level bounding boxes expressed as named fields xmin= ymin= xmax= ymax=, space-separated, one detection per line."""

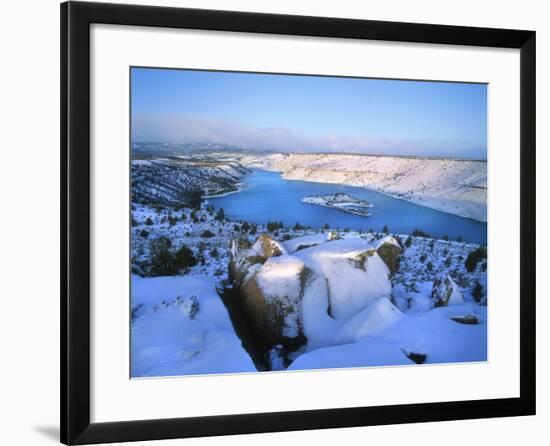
xmin=132 ymin=113 xmax=485 ymax=159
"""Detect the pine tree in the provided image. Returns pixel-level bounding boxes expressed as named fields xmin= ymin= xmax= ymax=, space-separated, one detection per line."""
xmin=215 ymin=208 xmax=225 ymax=221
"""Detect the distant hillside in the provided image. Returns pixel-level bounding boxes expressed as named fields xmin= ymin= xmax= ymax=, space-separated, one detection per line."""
xmin=240 ymin=153 xmax=487 ymax=222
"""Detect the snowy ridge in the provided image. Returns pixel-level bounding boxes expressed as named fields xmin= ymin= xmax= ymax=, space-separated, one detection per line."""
xmin=240 ymin=153 xmax=487 ymax=221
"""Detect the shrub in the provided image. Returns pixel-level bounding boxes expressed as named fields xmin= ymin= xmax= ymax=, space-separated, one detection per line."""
xmin=209 ymin=247 xmax=219 ymax=258
xmin=241 ymin=221 xmax=250 ymax=232
xmin=426 ymin=261 xmax=434 ymax=272
xmin=188 ymin=189 xmax=202 ymax=210
xmin=267 ymin=221 xmax=280 ymax=232
xmin=215 ymin=208 xmax=225 ymax=221
xmin=323 ymin=223 xmax=330 ymax=230
xmin=472 ymin=281 xmax=483 ymax=302
xmin=419 ymin=253 xmax=427 ymax=263
xmin=250 ymin=225 xmax=257 ymax=235
xmin=139 ymin=229 xmax=149 ymax=239
xmin=201 ymin=229 xmax=215 ymax=238
xmin=441 ymin=234 xmax=449 ymax=241
xmin=149 ymin=236 xmax=176 ymax=276
xmin=456 ymin=235 xmax=463 ymax=242
xmin=412 ymin=229 xmax=431 ymax=238
xmin=405 ymin=235 xmax=412 ymax=248
xmin=465 ymin=246 xmax=487 ymax=272
xmin=149 ymin=237 xmax=197 ymax=276
xmin=174 ymin=244 xmax=197 ymax=271
xmin=131 ymin=216 xmax=138 ymax=227
xmin=145 ymin=217 xmax=154 ymax=226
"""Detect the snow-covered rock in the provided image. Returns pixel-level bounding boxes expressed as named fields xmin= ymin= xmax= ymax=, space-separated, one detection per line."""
xmin=131 ymin=275 xmax=255 ymax=377
xmin=296 ymin=238 xmax=392 ymax=321
xmin=374 ymin=236 xmax=402 ymax=274
xmin=336 ymin=297 xmax=403 ymax=344
xmin=250 ymin=233 xmax=287 ymax=259
xmin=240 ymin=255 xmax=309 ymax=344
xmin=431 ymin=272 xmax=464 ymax=307
xmin=283 ymin=233 xmax=329 ymax=253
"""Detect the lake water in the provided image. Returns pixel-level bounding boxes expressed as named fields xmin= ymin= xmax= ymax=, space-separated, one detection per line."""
xmin=209 ymin=170 xmax=487 ymax=244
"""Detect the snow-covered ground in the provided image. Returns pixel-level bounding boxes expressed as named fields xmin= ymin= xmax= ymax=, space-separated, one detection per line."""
xmin=131 ymin=200 xmax=487 ymax=375
xmin=131 ymin=274 xmax=256 ymax=377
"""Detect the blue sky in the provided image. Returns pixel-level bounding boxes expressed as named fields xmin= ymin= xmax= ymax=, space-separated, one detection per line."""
xmin=131 ymin=67 xmax=487 ymax=159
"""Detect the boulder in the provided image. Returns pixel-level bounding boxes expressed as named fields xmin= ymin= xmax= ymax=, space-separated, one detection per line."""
xmin=240 ymin=255 xmax=310 ymax=346
xmin=431 ymin=272 xmax=464 ymax=307
xmin=250 ymin=233 xmax=287 ymax=259
xmin=375 ymin=236 xmax=402 ymax=274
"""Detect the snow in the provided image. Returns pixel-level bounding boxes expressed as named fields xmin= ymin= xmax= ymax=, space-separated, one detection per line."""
xmin=131 ymin=275 xmax=255 ymax=377
xmin=374 ymin=235 xmax=401 ymax=250
xmin=131 ymin=159 xmax=153 ymax=166
xmin=255 ymin=255 xmax=305 ymax=338
xmin=336 ymin=298 xmax=403 ymax=344
xmin=283 ymin=233 xmax=329 ymax=253
xmin=296 ymin=238 xmax=392 ymax=321
xmin=256 ymin=256 xmax=304 ymax=303
xmin=288 ymin=337 xmax=412 ymax=370
xmin=250 ymin=234 xmax=287 ymax=257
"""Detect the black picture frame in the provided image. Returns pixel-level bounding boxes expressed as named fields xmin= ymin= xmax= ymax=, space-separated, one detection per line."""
xmin=61 ymin=1 xmax=536 ymax=444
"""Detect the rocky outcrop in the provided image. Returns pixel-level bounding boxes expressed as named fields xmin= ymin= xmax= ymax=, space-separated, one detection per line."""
xmin=230 ymin=234 xmax=307 ymax=347
xmin=375 ymin=236 xmax=402 ymax=274
xmin=241 ymin=256 xmax=310 ymax=345
xmin=431 ymin=272 xmax=464 ymax=307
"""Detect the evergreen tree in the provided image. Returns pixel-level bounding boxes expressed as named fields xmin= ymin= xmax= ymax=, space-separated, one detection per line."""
xmin=472 ymin=281 xmax=483 ymax=302
xmin=174 ymin=244 xmax=197 ymax=272
xmin=465 ymin=246 xmax=487 ymax=272
xmin=188 ymin=189 xmax=202 ymax=210
xmin=215 ymin=208 xmax=225 ymax=221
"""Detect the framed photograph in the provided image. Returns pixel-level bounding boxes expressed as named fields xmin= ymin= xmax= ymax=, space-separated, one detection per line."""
xmin=61 ymin=1 xmax=536 ymax=444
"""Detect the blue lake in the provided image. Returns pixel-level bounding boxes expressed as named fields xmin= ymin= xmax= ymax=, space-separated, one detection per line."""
xmin=209 ymin=170 xmax=487 ymax=244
